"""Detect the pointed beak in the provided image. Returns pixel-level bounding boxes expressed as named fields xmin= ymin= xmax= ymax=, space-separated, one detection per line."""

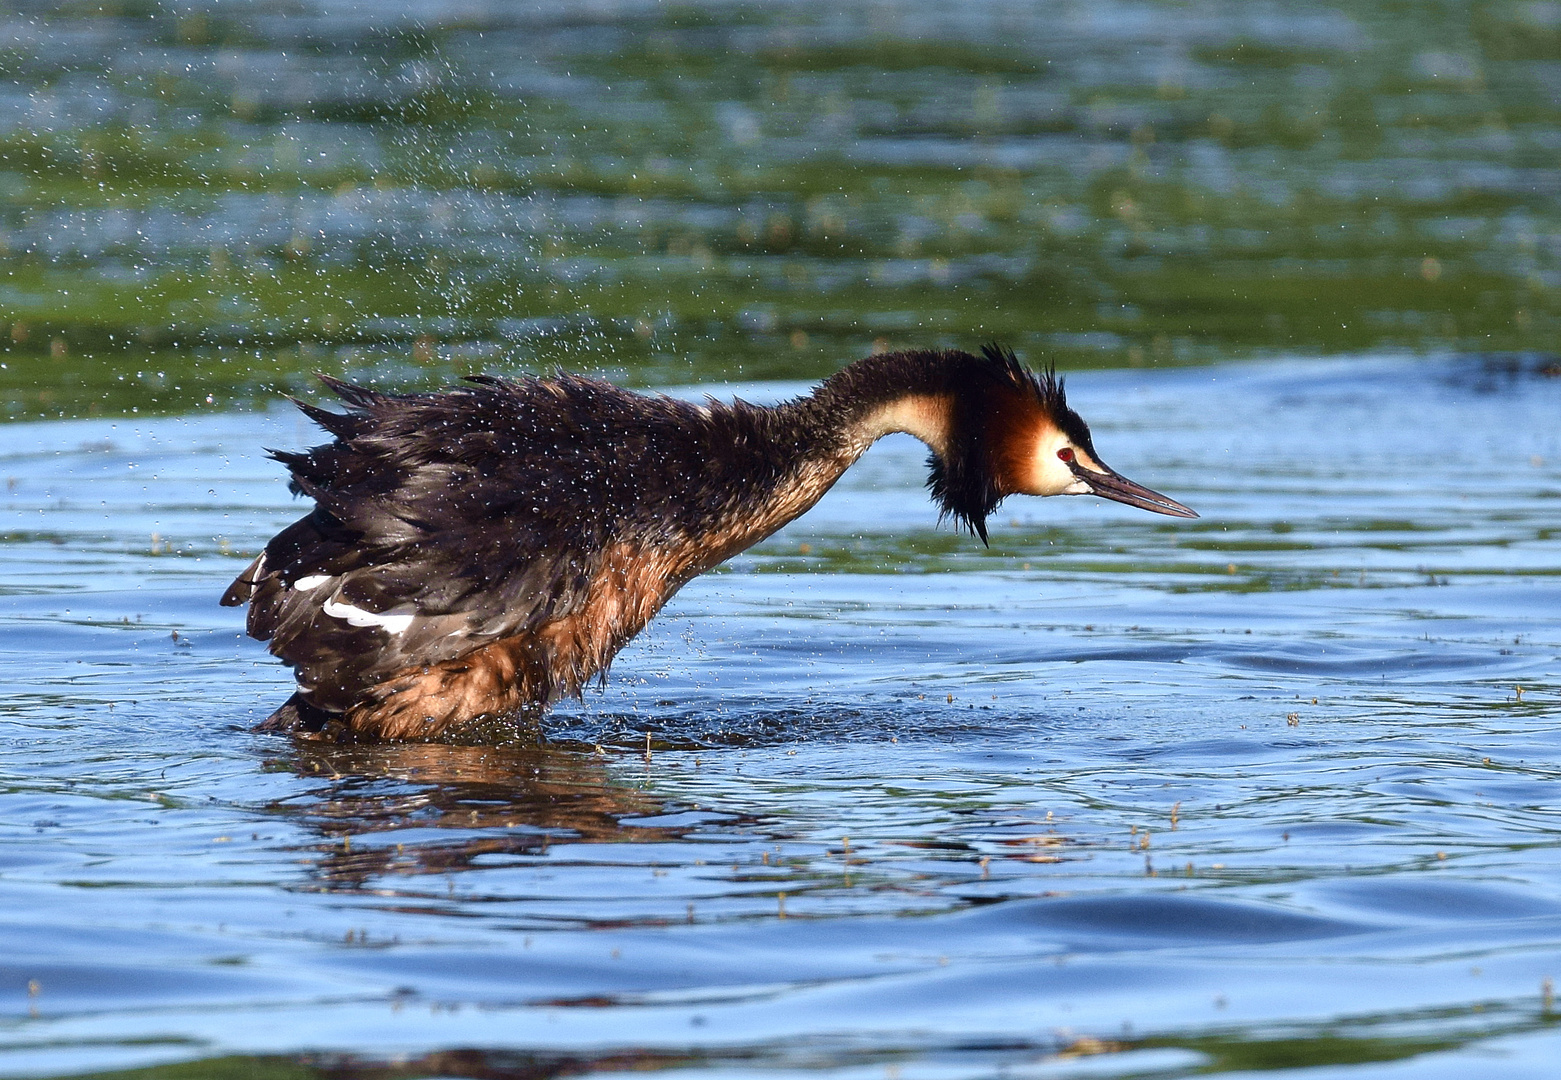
xmin=1071 ymin=462 xmax=1198 ymax=518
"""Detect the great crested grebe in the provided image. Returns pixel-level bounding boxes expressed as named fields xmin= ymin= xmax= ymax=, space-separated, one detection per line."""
xmin=223 ymin=346 xmax=1195 ymax=740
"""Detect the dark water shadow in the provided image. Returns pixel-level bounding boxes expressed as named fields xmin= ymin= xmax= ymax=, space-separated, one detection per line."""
xmin=956 ymin=892 xmax=1370 ymax=947
xmin=1442 ymin=352 xmax=1561 ymax=395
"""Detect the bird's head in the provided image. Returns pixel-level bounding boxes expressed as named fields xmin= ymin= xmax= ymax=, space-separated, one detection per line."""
xmin=928 ymin=345 xmax=1197 ymax=542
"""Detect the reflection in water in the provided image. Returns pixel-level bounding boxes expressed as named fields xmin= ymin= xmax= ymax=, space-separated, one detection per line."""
xmin=272 ymin=741 xmax=692 ymax=895
xmin=266 ymin=727 xmax=1080 ymax=927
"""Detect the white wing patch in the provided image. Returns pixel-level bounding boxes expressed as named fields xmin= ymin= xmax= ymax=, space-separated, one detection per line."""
xmin=294 ymin=575 xmax=331 ymax=590
xmin=322 ymin=598 xmax=415 ymax=635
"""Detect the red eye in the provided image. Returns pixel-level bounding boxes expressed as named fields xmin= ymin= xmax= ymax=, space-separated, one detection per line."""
xmin=1057 ymin=447 xmax=1075 ymax=463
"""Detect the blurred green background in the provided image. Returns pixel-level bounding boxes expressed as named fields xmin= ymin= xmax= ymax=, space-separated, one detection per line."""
xmin=2 ymin=0 xmax=1559 ymax=418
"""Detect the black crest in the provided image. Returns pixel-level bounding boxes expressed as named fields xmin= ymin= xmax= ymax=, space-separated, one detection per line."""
xmin=926 ymin=344 xmax=1091 ymax=544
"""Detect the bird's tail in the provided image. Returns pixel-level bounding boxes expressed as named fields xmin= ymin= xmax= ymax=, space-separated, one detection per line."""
xmin=220 ymin=553 xmax=265 ymax=607
xmin=256 ymin=693 xmax=337 ymax=734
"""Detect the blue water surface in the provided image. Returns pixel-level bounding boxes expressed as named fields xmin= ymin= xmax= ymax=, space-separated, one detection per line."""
xmin=2 ymin=355 xmax=1560 ymax=1078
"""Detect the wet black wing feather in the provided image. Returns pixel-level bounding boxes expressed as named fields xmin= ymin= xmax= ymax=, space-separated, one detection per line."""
xmin=226 ymin=374 xmax=721 ymax=712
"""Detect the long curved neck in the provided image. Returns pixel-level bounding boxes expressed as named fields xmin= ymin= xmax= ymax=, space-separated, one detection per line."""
xmin=691 ymin=351 xmax=971 ymax=565
xmin=804 ymin=349 xmax=970 ymax=457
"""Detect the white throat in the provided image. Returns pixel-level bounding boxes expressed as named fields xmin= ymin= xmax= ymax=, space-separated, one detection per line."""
xmin=857 ymin=395 xmax=952 ymax=456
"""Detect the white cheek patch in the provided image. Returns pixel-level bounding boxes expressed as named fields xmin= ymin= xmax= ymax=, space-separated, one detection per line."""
xmin=322 ymin=598 xmax=415 ymax=635
xmin=1027 ymin=444 xmax=1083 ymax=497
xmin=294 ymin=575 xmax=331 ymax=590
